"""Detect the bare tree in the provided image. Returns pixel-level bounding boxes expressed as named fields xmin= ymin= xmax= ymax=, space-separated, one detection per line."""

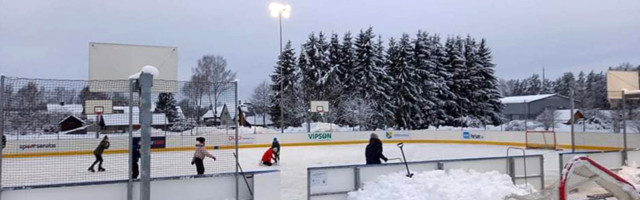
xmin=339 ymin=97 xmax=375 ymax=131
xmin=536 ymin=109 xmax=560 ymax=130
xmin=182 ymin=74 xmax=208 ymax=124
xmin=193 ymin=55 xmax=237 ymax=120
xmin=249 ymin=80 xmax=272 ymax=126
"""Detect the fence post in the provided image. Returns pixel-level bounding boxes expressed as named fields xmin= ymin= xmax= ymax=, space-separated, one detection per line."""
xmin=127 ymin=79 xmax=135 ymax=200
xmin=0 ymin=75 xmax=5 ymax=200
xmin=139 ymin=73 xmax=153 ymax=200
xmin=234 ymin=81 xmax=239 ymax=200
xmin=508 ymin=157 xmax=516 ymax=184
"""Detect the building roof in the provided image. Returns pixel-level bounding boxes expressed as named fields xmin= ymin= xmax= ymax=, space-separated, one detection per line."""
xmin=500 ymin=94 xmax=556 ymax=104
xmin=554 ymin=109 xmax=584 ymax=122
xmin=245 ymin=115 xmax=273 ymax=126
xmin=202 ymin=105 xmax=234 ymax=119
xmin=87 ymin=114 xmax=169 ymax=126
xmin=57 ymin=115 xmax=85 ymax=125
xmin=47 ymin=104 xmax=83 ymax=114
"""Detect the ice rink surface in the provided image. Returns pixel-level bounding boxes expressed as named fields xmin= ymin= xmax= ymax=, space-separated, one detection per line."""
xmin=3 ymin=143 xmax=561 ymax=200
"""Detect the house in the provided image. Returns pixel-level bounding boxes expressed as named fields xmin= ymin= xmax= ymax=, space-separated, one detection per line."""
xmin=87 ymin=113 xmax=170 ymax=133
xmin=58 ymin=115 xmax=86 ymax=133
xmin=245 ymin=115 xmax=274 ymax=127
xmin=202 ymin=104 xmax=233 ymax=126
xmin=501 ymin=94 xmax=576 ymax=121
xmin=47 ymin=102 xmax=83 ymax=115
xmin=554 ymin=109 xmax=585 ymax=124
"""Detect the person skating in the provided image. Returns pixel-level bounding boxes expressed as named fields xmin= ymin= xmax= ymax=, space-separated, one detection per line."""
xmin=191 ymin=137 xmax=216 ymax=175
xmin=132 ymin=143 xmax=141 ymax=179
xmin=271 ymin=137 xmax=280 ymax=164
xmin=261 ymin=147 xmax=276 ymax=166
xmin=89 ymin=136 xmax=110 ymax=172
xmin=365 ymin=133 xmax=388 ymax=165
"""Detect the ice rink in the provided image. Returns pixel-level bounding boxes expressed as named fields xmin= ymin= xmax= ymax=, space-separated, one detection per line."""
xmin=3 ymin=142 xmax=561 ymax=200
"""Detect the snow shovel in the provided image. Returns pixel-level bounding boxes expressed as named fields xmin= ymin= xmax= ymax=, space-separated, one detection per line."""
xmin=397 ymin=143 xmax=413 ymax=178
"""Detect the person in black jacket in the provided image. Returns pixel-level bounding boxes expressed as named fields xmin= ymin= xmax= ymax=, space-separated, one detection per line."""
xmin=89 ymin=136 xmax=110 ymax=172
xmin=365 ymin=133 xmax=387 ymax=165
xmin=132 ymin=143 xmax=141 ymax=179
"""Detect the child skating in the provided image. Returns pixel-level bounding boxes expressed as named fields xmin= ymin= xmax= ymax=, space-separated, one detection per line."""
xmin=89 ymin=136 xmax=110 ymax=172
xmin=191 ymin=137 xmax=216 ymax=175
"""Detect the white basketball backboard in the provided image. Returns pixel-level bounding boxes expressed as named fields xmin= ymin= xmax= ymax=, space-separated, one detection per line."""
xmin=89 ymin=42 xmax=178 ymax=92
xmin=84 ymin=100 xmax=113 ymax=115
xmin=607 ymin=70 xmax=639 ymax=100
xmin=310 ymin=101 xmax=330 ymax=113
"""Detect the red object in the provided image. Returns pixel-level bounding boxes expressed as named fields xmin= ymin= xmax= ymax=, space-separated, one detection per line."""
xmin=559 ymin=156 xmax=638 ymax=200
xmin=261 ymin=148 xmax=274 ymax=163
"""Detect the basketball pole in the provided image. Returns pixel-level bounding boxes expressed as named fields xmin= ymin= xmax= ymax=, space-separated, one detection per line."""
xmin=139 ymin=73 xmax=153 ymax=200
xmin=127 ymin=79 xmax=135 ymax=200
xmin=622 ymin=90 xmax=628 ymax=164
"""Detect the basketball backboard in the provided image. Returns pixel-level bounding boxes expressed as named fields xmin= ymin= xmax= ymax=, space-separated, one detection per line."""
xmin=84 ymin=100 xmax=113 ymax=115
xmin=89 ymin=42 xmax=178 ymax=92
xmin=607 ymin=70 xmax=639 ymax=100
xmin=310 ymin=101 xmax=329 ymax=113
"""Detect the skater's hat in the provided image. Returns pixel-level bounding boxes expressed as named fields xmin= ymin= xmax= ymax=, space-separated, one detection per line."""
xmin=273 ymin=137 xmax=278 ymax=141
xmin=370 ymin=133 xmax=379 ymax=139
xmin=196 ymin=137 xmax=205 ymax=143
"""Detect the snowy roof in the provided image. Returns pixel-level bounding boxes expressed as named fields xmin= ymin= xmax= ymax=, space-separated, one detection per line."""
xmin=46 ymin=104 xmax=83 ymax=114
xmin=202 ymin=105 xmax=235 ymax=118
xmin=500 ymin=94 xmax=556 ymax=104
xmin=554 ymin=109 xmax=583 ymax=122
xmin=245 ymin=115 xmax=273 ymax=125
xmin=113 ymin=106 xmax=140 ymax=113
xmin=57 ymin=115 xmax=85 ymax=125
xmin=87 ymin=114 xmax=168 ymax=126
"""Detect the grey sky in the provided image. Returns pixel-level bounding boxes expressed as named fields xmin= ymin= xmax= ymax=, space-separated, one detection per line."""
xmin=1 ymin=0 xmax=639 ymax=100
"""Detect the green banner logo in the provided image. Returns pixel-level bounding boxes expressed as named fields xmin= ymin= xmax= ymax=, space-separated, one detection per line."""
xmin=308 ymin=132 xmax=332 ymax=141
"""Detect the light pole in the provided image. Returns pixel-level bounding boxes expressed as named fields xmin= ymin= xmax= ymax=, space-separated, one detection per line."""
xmin=269 ymin=2 xmax=291 ymax=133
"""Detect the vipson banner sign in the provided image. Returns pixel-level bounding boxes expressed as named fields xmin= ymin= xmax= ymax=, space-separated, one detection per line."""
xmin=308 ymin=132 xmax=332 ymax=141
xmin=463 ymin=131 xmax=484 ymax=139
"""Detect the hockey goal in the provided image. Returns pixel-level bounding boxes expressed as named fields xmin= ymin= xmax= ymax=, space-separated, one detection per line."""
xmin=525 ymin=131 xmax=557 ymax=149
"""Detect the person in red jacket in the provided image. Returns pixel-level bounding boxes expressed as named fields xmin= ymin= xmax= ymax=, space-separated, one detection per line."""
xmin=261 ymin=147 xmax=275 ymax=166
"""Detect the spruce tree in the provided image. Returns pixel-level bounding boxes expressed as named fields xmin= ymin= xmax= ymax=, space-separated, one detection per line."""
xmin=429 ymin=34 xmax=455 ymax=127
xmin=476 ymin=38 xmax=503 ymax=125
xmin=444 ymin=37 xmax=469 ymax=126
xmin=411 ymin=31 xmax=440 ymax=128
xmin=270 ymin=41 xmax=299 ymax=128
xmin=353 ymin=27 xmax=391 ymax=129
xmin=155 ymin=93 xmax=180 ymax=123
xmin=387 ymin=34 xmax=421 ymax=129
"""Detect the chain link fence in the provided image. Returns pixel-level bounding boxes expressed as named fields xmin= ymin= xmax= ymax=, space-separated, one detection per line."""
xmin=0 ymin=76 xmax=237 ymax=188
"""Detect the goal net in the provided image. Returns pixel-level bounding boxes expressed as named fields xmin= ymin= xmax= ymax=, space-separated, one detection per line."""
xmin=525 ymin=131 xmax=557 ymax=149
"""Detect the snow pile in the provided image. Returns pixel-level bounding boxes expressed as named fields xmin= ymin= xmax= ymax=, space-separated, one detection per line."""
xmin=618 ymin=162 xmax=640 ymax=188
xmin=347 ymin=169 xmax=532 ymax=200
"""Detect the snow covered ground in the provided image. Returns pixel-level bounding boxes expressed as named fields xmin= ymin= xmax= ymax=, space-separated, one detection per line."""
xmin=347 ymin=170 xmax=532 ymax=200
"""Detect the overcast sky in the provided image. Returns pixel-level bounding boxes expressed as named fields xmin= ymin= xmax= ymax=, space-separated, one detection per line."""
xmin=1 ymin=0 xmax=639 ymax=100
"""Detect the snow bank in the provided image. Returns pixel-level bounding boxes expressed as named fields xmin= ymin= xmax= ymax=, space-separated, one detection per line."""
xmin=618 ymin=162 xmax=640 ymax=188
xmin=347 ymin=169 xmax=532 ymax=200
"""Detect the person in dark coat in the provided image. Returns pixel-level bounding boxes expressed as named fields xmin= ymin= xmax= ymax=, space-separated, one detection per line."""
xmin=365 ymin=133 xmax=387 ymax=165
xmin=2 ymin=134 xmax=6 ymax=150
xmin=89 ymin=136 xmax=110 ymax=172
xmin=132 ymin=143 xmax=141 ymax=179
xmin=271 ymin=138 xmax=280 ymax=164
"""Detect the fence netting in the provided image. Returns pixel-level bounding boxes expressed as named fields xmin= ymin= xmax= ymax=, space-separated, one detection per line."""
xmin=0 ymin=76 xmax=237 ymax=188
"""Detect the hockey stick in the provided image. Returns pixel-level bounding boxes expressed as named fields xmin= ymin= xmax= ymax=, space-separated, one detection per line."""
xmin=397 ymin=143 xmax=413 ymax=178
